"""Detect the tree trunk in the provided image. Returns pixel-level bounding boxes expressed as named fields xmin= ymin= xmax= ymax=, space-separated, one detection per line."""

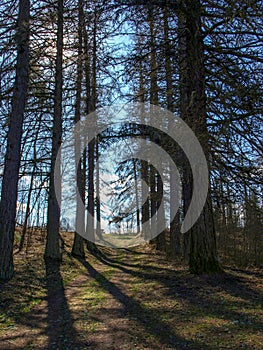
xmin=138 ymin=62 xmax=150 ymax=239
xmin=156 ymin=171 xmax=166 ymax=251
xmin=148 ymin=7 xmax=161 ymax=245
xmin=96 ymin=138 xmax=102 ymax=239
xmin=45 ymin=0 xmax=64 ymax=261
xmin=72 ymin=0 xmax=85 ymax=258
xmin=19 ymin=161 xmax=35 ymax=252
xmin=86 ymin=7 xmax=97 ymax=251
xmin=19 ymin=116 xmax=41 ymax=252
xmin=149 ymin=7 xmax=158 ymax=237
xmin=0 ymin=0 xmax=30 ymax=280
xmin=177 ymin=0 xmax=221 ymax=273
xmin=163 ymin=6 xmax=181 ymax=256
xmin=133 ymin=159 xmax=140 ymax=234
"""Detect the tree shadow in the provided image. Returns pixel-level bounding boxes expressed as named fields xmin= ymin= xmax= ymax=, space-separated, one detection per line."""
xmin=229 ymin=267 xmax=263 ymax=280
xmin=200 ymin=272 xmax=263 ymax=308
xmin=91 ymin=248 xmax=263 ymax=334
xmin=94 ymin=247 xmax=178 ymax=273
xmin=45 ymin=259 xmax=83 ymax=349
xmin=123 ymin=247 xmax=152 ymax=255
xmin=77 ymin=257 xmax=213 ymax=349
xmin=0 ymin=258 xmax=95 ymax=349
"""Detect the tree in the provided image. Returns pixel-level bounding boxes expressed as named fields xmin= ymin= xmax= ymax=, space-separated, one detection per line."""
xmin=44 ymin=0 xmax=64 ymax=261
xmin=0 ymin=0 xmax=30 ymax=280
xmin=86 ymin=3 xmax=97 ymax=252
xmin=71 ymin=0 xmax=85 ymax=258
xmin=177 ymin=0 xmax=221 ymax=273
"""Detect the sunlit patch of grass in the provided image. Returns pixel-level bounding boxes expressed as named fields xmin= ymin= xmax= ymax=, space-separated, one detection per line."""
xmin=61 ymin=257 xmax=86 ymax=285
xmin=85 ymin=321 xmax=100 ymax=333
xmin=101 ymin=268 xmax=116 ymax=279
xmin=20 ymin=296 xmax=44 ymax=314
xmin=82 ymin=289 xmax=107 ymax=307
xmin=0 ymin=313 xmax=16 ymax=331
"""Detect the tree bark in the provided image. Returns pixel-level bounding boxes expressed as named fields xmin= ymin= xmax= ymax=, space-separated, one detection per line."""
xmin=156 ymin=172 xmax=166 ymax=251
xmin=133 ymin=159 xmax=140 ymax=234
xmin=86 ymin=7 xmax=97 ymax=251
xmin=138 ymin=66 xmax=150 ymax=239
xmin=163 ymin=6 xmax=181 ymax=256
xmin=0 ymin=0 xmax=30 ymax=280
xmin=45 ymin=0 xmax=64 ymax=261
xmin=19 ymin=160 xmax=36 ymax=252
xmin=96 ymin=138 xmax=102 ymax=239
xmin=177 ymin=0 xmax=221 ymax=273
xmin=148 ymin=7 xmax=159 ymax=244
xmin=72 ymin=0 xmax=85 ymax=258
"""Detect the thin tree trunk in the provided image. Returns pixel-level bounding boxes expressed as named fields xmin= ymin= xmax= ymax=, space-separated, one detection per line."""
xmin=94 ymin=8 xmax=101 ymax=240
xmin=138 ymin=65 xmax=150 ymax=239
xmin=45 ymin=0 xmax=64 ymax=261
xmin=0 ymin=0 xmax=30 ymax=280
xmin=163 ymin=6 xmax=181 ymax=257
xmin=19 ymin=116 xmax=42 ymax=252
xmin=219 ymin=179 xmax=227 ymax=254
xmin=148 ymin=7 xmax=158 ymax=237
xmin=156 ymin=171 xmax=166 ymax=251
xmin=86 ymin=7 xmax=97 ymax=251
xmin=96 ymin=138 xmax=102 ymax=239
xmin=83 ymin=12 xmax=90 ymax=247
xmin=87 ymin=137 xmax=95 ymax=247
xmin=19 ymin=162 xmax=35 ymax=252
xmin=133 ymin=159 xmax=140 ymax=234
xmin=72 ymin=0 xmax=85 ymax=258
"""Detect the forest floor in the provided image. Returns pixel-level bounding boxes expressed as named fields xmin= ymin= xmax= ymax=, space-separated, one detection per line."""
xmin=0 ymin=232 xmax=262 ymax=350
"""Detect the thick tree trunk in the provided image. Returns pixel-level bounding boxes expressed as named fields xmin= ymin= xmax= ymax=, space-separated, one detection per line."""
xmin=177 ymin=0 xmax=221 ymax=273
xmin=45 ymin=0 xmax=64 ymax=261
xmin=0 ymin=0 xmax=30 ymax=280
